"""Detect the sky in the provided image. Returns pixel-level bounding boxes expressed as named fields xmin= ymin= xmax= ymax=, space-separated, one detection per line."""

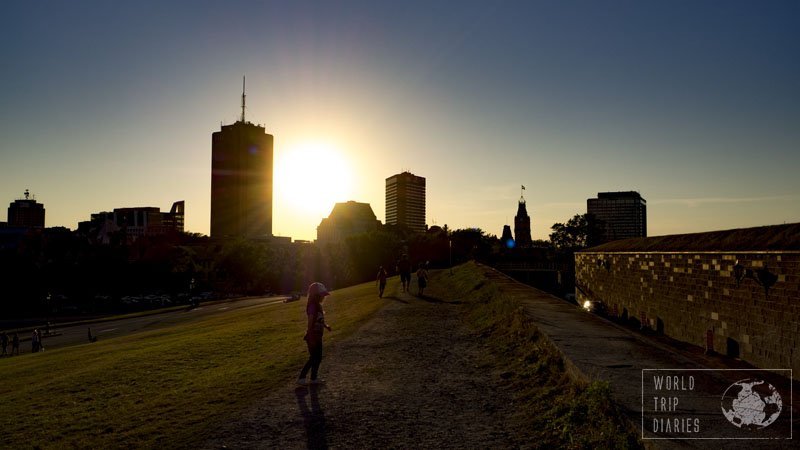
xmin=1 ymin=1 xmax=798 ymax=241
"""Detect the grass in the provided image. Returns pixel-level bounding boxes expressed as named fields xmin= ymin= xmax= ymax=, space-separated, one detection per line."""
xmin=0 ymin=282 xmax=386 ymax=449
xmin=2 ymin=264 xmax=642 ymax=449
xmin=426 ymin=262 xmax=643 ymax=449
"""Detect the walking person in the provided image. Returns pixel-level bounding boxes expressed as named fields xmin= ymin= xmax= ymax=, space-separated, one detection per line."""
xmin=376 ymin=266 xmax=388 ymax=298
xmin=31 ymin=329 xmax=40 ymax=353
xmin=1 ymin=331 xmax=8 ymax=356
xmin=298 ymin=282 xmax=333 ymax=386
xmin=37 ymin=329 xmax=44 ymax=352
xmin=396 ymin=254 xmax=411 ymax=292
xmin=416 ymin=262 xmax=429 ymax=296
xmin=11 ymin=332 xmax=19 ymax=355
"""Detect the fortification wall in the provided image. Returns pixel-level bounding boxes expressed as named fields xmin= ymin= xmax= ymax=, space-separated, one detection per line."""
xmin=575 ymin=249 xmax=800 ymax=377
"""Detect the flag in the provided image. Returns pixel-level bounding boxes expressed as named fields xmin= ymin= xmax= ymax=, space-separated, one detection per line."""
xmin=521 ymin=185 xmax=526 ymax=190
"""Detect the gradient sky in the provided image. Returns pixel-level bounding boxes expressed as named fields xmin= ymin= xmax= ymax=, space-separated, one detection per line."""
xmin=1 ymin=1 xmax=798 ymax=241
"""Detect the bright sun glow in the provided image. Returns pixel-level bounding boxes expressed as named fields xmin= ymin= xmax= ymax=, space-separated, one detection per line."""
xmin=275 ymin=141 xmax=354 ymax=219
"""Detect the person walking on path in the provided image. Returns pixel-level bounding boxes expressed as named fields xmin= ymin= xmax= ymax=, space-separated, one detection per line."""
xmin=376 ymin=266 xmax=388 ymax=298
xmin=11 ymin=332 xmax=19 ymax=355
xmin=31 ymin=329 xmax=40 ymax=353
xmin=1 ymin=331 xmax=8 ymax=356
xmin=416 ymin=262 xmax=429 ymax=296
xmin=396 ymin=254 xmax=411 ymax=292
xmin=298 ymin=282 xmax=333 ymax=386
xmin=38 ymin=329 xmax=44 ymax=352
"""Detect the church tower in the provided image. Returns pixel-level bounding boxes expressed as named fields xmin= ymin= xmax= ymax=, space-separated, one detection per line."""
xmin=514 ymin=186 xmax=532 ymax=248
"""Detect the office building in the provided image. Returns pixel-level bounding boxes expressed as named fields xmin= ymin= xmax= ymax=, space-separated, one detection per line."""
xmin=587 ymin=191 xmax=647 ymax=244
xmin=317 ymin=201 xmax=380 ymax=246
xmin=385 ymin=171 xmax=426 ymax=233
xmin=514 ymin=193 xmax=532 ymax=248
xmin=78 ymin=201 xmax=185 ymax=243
xmin=210 ymin=80 xmax=274 ymax=238
xmin=7 ymin=189 xmax=45 ymax=228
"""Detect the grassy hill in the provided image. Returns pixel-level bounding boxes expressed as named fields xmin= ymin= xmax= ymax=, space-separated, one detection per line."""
xmin=0 ymin=282 xmax=386 ymax=448
xmin=1 ymin=262 xmax=640 ymax=448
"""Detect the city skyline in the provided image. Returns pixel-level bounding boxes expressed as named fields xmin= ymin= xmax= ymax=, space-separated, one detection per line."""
xmin=1 ymin=1 xmax=798 ymax=242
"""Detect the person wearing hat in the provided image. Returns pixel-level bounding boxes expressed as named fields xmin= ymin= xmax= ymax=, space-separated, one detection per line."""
xmin=298 ymin=282 xmax=333 ymax=385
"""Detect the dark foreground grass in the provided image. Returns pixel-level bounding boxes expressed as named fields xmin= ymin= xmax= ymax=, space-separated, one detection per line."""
xmin=427 ymin=262 xmax=643 ymax=449
xmin=2 ymin=265 xmax=642 ymax=449
xmin=0 ymin=282 xmax=385 ymax=449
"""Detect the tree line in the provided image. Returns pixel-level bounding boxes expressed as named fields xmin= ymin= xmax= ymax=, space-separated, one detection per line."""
xmin=0 ymin=214 xmax=598 ymax=319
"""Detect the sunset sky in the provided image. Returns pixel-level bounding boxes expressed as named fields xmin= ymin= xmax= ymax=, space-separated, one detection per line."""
xmin=1 ymin=1 xmax=798 ymax=241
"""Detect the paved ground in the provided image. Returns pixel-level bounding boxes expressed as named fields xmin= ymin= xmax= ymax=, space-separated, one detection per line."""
xmin=205 ymin=285 xmax=526 ymax=449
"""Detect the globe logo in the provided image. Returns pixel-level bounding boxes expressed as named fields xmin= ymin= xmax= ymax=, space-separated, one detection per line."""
xmin=720 ymin=378 xmax=782 ymax=429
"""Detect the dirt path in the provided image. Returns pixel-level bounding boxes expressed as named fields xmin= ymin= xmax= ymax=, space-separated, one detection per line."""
xmin=205 ymin=284 xmax=523 ymax=449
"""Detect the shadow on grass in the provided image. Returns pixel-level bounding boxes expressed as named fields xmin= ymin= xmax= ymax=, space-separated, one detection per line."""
xmin=382 ymin=295 xmax=409 ymax=304
xmin=415 ymin=293 xmax=462 ymax=305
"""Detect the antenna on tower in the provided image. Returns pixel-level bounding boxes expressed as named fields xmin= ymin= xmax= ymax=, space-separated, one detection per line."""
xmin=241 ymin=75 xmax=246 ymax=123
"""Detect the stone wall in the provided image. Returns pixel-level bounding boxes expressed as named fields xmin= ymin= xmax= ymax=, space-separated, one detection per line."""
xmin=575 ymin=250 xmax=800 ymax=377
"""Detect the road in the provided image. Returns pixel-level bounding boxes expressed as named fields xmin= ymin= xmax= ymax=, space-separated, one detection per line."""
xmin=36 ymin=296 xmax=290 ymax=351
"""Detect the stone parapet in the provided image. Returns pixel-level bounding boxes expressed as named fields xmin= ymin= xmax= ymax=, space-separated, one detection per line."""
xmin=576 ymin=249 xmax=800 ymax=379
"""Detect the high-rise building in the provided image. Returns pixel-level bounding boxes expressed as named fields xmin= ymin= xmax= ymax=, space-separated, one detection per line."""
xmin=587 ymin=191 xmax=647 ymax=244
xmin=316 ymin=201 xmax=380 ymax=246
xmin=210 ymin=79 xmax=273 ymax=238
xmin=7 ymin=189 xmax=45 ymax=228
xmin=514 ymin=192 xmax=532 ymax=248
xmin=385 ymin=171 xmax=426 ymax=233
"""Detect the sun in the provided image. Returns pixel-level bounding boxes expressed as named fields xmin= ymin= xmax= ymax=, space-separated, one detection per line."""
xmin=275 ymin=140 xmax=354 ymax=218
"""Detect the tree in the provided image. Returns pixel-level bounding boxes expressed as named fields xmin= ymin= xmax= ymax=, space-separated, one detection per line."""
xmin=549 ymin=214 xmax=604 ymax=251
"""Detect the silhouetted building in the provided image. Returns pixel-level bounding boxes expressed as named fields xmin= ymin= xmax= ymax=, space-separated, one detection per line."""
xmin=514 ymin=193 xmax=532 ymax=248
xmin=501 ymin=225 xmax=514 ymax=249
xmin=385 ymin=171 xmax=426 ymax=233
xmin=78 ymin=201 xmax=185 ymax=244
xmin=7 ymin=190 xmax=45 ymax=228
xmin=211 ymin=81 xmax=273 ymax=238
xmin=587 ymin=191 xmax=647 ymax=244
xmin=317 ymin=201 xmax=380 ymax=246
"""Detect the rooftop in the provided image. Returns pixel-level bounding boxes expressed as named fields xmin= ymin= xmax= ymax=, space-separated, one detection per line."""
xmin=583 ymin=222 xmax=800 ymax=252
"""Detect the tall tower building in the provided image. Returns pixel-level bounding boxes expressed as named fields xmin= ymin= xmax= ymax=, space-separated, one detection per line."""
xmin=7 ymin=189 xmax=45 ymax=228
xmin=587 ymin=191 xmax=647 ymax=244
xmin=210 ymin=79 xmax=274 ymax=238
xmin=385 ymin=171 xmax=426 ymax=233
xmin=514 ymin=188 xmax=532 ymax=248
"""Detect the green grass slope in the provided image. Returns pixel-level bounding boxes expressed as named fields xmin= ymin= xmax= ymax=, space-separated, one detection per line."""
xmin=2 ymin=264 xmax=640 ymax=449
xmin=0 ymin=282 xmax=386 ymax=448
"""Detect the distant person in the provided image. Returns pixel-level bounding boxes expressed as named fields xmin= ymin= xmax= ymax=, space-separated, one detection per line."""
xmin=397 ymin=254 xmax=411 ymax=292
xmin=376 ymin=266 xmax=388 ymax=298
xmin=416 ymin=262 xmax=429 ymax=296
xmin=298 ymin=282 xmax=332 ymax=386
xmin=1 ymin=331 xmax=7 ymax=356
xmin=37 ymin=329 xmax=44 ymax=352
xmin=11 ymin=332 xmax=19 ymax=355
xmin=88 ymin=327 xmax=97 ymax=343
xmin=31 ymin=329 xmax=40 ymax=353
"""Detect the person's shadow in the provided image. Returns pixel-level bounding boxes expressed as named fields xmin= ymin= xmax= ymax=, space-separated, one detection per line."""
xmin=295 ymin=386 xmax=328 ymax=449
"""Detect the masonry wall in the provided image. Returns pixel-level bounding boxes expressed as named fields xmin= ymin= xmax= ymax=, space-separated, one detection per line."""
xmin=575 ymin=251 xmax=800 ymax=377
